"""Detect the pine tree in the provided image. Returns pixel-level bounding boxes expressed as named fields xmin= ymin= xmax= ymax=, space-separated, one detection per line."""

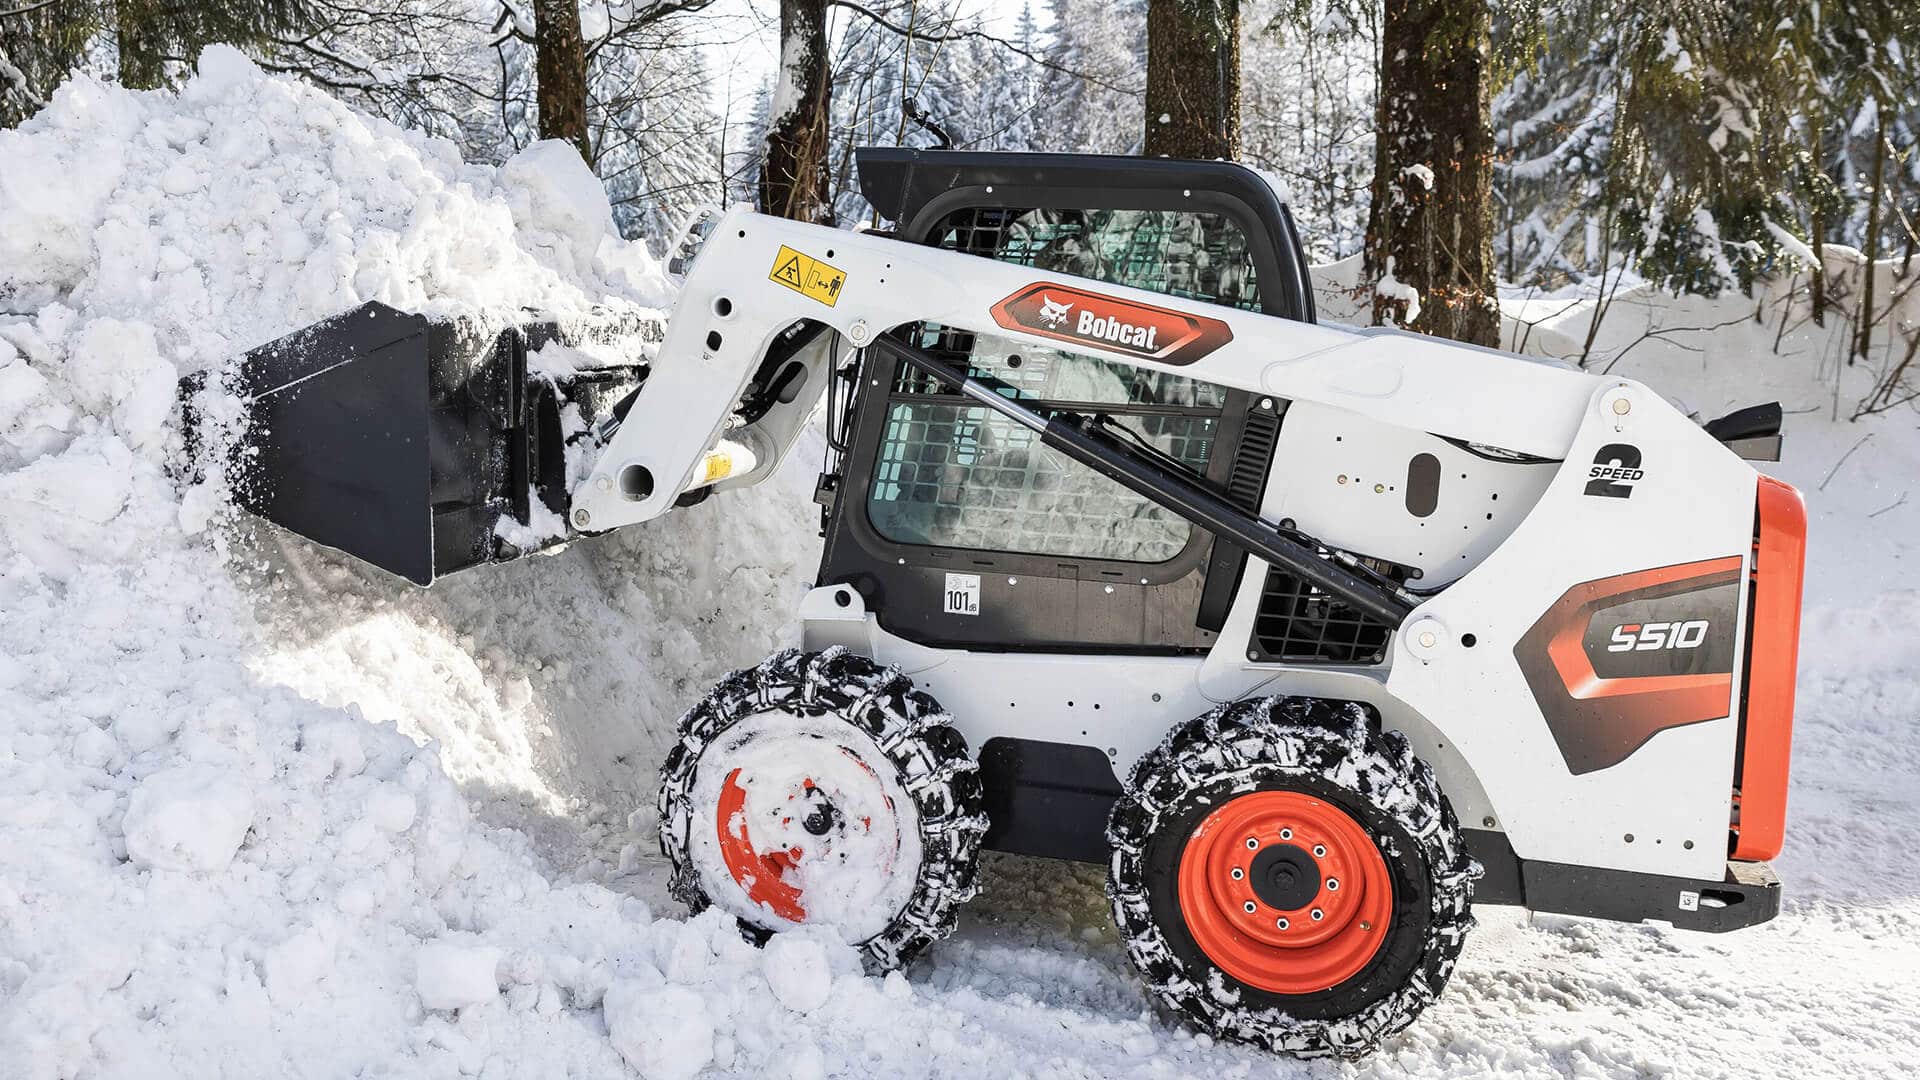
xmin=0 ymin=0 xmax=89 ymax=128
xmin=0 ymin=0 xmax=315 ymax=117
xmin=114 ymin=0 xmax=318 ymax=88
xmin=1489 ymin=13 xmax=1618 ymax=286
xmin=1240 ymin=0 xmax=1377 ymax=260
xmin=1039 ymin=0 xmax=1145 ymax=154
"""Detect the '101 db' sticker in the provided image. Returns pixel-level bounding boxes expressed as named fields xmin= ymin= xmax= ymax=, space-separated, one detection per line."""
xmin=944 ymin=573 xmax=981 ymax=616
xmin=769 ymin=245 xmax=847 ymax=307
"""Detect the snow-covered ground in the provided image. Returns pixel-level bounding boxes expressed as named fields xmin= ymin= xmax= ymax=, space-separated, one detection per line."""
xmin=2 ymin=51 xmax=1916 ymax=1080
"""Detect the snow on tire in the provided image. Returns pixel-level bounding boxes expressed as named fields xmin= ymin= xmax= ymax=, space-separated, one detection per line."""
xmin=1106 ymin=696 xmax=1479 ymax=1059
xmin=657 ymin=647 xmax=987 ymax=970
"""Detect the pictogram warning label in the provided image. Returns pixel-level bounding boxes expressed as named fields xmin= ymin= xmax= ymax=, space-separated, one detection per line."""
xmin=769 ymin=245 xmax=846 ymax=307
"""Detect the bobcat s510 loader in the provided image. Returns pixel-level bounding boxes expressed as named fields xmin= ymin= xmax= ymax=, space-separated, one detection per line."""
xmin=196 ymin=150 xmax=1807 ymax=1058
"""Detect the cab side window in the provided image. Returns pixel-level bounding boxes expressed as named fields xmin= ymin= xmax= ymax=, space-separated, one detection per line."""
xmin=864 ymin=207 xmax=1256 ymax=564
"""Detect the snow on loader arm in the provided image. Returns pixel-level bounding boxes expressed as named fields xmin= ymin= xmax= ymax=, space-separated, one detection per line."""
xmin=189 ymin=149 xmax=1809 ymax=1061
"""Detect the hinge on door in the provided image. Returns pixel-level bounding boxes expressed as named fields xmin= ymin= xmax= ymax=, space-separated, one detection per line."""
xmin=813 ymin=472 xmax=841 ymax=536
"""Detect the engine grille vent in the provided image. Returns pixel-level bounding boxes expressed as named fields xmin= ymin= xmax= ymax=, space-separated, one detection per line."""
xmin=1250 ymin=555 xmax=1403 ymax=665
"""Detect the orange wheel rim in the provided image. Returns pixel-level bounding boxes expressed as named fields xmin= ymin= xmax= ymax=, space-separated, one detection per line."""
xmin=1176 ymin=790 xmax=1393 ymax=995
xmin=713 ymin=747 xmax=898 ymax=926
xmin=716 ymin=768 xmax=808 ymax=921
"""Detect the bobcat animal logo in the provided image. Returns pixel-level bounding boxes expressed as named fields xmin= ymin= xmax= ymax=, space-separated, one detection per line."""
xmin=1037 ymin=295 xmax=1073 ymax=329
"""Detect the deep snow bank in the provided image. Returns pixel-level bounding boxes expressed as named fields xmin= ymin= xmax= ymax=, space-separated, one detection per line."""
xmin=0 ymin=47 xmax=835 ymax=1080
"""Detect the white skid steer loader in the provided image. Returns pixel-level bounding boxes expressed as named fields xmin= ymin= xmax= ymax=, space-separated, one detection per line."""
xmin=194 ymin=150 xmax=1807 ymax=1058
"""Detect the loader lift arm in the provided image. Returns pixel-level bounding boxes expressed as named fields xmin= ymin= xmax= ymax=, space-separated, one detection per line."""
xmin=872 ymin=336 xmax=1419 ymax=629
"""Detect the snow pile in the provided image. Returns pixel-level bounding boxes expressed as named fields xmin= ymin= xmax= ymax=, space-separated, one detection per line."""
xmin=0 ymin=47 xmax=834 ymax=1080
xmin=0 ymin=45 xmax=666 ymax=365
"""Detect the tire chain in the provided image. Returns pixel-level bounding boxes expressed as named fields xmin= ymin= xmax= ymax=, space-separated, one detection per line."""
xmin=658 ymin=647 xmax=989 ymax=971
xmin=1105 ymin=695 xmax=1480 ymax=1058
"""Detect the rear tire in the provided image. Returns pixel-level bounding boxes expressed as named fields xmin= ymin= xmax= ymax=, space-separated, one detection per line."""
xmin=1106 ymin=696 xmax=1477 ymax=1058
xmin=657 ymin=647 xmax=987 ymax=970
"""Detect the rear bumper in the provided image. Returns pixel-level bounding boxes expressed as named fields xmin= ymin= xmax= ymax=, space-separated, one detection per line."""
xmin=1467 ymin=831 xmax=1781 ymax=932
xmin=1519 ymin=858 xmax=1780 ymax=933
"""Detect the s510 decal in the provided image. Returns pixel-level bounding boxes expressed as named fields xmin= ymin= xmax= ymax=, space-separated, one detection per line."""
xmin=991 ymin=282 xmax=1235 ymax=366
xmin=1514 ymin=556 xmax=1744 ymax=774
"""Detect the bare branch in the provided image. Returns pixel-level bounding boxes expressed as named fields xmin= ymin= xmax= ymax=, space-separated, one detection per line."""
xmin=0 ymin=0 xmax=62 ymax=18
xmin=826 ymin=0 xmax=1140 ymax=95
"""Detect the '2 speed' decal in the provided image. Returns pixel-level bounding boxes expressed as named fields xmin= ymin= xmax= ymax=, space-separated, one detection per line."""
xmin=1584 ymin=443 xmax=1644 ymax=498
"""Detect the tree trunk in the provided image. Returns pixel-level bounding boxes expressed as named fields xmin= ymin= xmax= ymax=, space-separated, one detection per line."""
xmin=760 ymin=0 xmax=831 ymax=222
xmin=1809 ymin=201 xmax=1827 ymax=327
xmin=533 ymin=0 xmax=591 ymax=162
xmin=1362 ymin=0 xmax=1499 ymax=347
xmin=1143 ymin=0 xmax=1240 ymax=159
xmin=1806 ymin=111 xmax=1828 ymax=326
xmin=1855 ymin=115 xmax=1889 ymax=366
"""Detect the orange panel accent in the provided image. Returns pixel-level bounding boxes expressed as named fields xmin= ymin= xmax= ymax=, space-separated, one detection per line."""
xmin=1733 ymin=477 xmax=1806 ymax=861
xmin=1542 ymin=557 xmax=1745 ymax=716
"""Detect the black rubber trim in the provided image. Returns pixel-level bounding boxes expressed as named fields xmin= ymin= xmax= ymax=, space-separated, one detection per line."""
xmin=1405 ymin=453 xmax=1441 ymax=518
xmin=1197 ymin=398 xmax=1283 ymax=633
xmin=1704 ymin=401 xmax=1782 ymax=443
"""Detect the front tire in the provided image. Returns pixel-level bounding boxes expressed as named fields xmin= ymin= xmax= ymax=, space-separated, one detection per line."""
xmin=657 ymin=648 xmax=987 ymax=970
xmin=1106 ymin=696 xmax=1477 ymax=1058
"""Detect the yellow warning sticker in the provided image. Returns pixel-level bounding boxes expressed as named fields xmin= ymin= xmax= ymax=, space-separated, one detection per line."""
xmin=769 ymin=245 xmax=847 ymax=307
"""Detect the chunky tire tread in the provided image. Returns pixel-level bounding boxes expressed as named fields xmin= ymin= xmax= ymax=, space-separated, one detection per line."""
xmin=1106 ymin=696 xmax=1479 ymax=1059
xmin=657 ymin=647 xmax=988 ymax=971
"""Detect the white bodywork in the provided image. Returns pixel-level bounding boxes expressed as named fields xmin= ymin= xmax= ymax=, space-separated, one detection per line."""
xmin=574 ymin=209 xmax=1759 ymax=882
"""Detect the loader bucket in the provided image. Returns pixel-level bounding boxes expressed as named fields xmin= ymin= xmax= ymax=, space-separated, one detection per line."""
xmin=186 ymin=301 xmax=653 ymax=585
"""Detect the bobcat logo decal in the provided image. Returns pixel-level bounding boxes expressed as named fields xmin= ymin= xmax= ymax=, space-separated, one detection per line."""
xmin=991 ymin=282 xmax=1235 ymax=366
xmin=1037 ymin=295 xmax=1073 ymax=329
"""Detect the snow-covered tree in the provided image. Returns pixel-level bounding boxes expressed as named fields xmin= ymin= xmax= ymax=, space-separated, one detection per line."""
xmin=1037 ymin=0 xmax=1145 ymax=154
xmin=1240 ymin=0 xmax=1377 ymax=260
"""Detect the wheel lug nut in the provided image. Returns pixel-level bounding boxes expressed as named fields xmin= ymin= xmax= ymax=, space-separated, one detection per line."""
xmin=1230 ymin=867 xmax=1244 ymax=880
xmin=1310 ymin=908 xmax=1324 ymax=921
xmin=1245 ymin=837 xmax=1258 ymax=850
xmin=1312 ymin=844 xmax=1327 ymax=857
xmin=1280 ymin=828 xmax=1293 ymax=840
xmin=1243 ymin=901 xmax=1258 ymax=914
xmin=1326 ymin=877 xmax=1339 ymax=891
xmin=1276 ymin=917 xmax=1289 ymax=930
